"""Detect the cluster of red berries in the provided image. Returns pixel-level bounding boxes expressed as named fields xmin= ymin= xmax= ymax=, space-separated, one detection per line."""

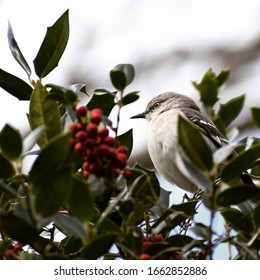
xmin=5 ymin=242 xmax=23 ymax=260
xmin=139 ymin=234 xmax=183 ymax=260
xmin=69 ymin=106 xmax=133 ymax=180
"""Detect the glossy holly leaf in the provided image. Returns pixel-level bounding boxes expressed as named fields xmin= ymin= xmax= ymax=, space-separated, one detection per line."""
xmin=30 ymin=133 xmax=72 ymax=217
xmin=7 ymin=21 xmax=31 ymax=77
xmin=33 ymin=10 xmax=69 ymax=78
xmin=192 ymin=68 xmax=219 ymax=107
xmin=110 ymin=64 xmax=135 ymax=91
xmin=66 ymin=177 xmax=97 ymax=222
xmin=221 ymin=207 xmax=254 ymax=234
xmin=116 ymin=129 xmax=133 ymax=157
xmin=0 ymin=68 xmax=32 ymax=100
xmin=152 ymin=201 xmax=198 ymax=234
xmin=114 ymin=64 xmax=135 ymax=86
xmin=251 ymin=107 xmax=260 ymax=129
xmin=54 ymin=213 xmax=87 ymax=239
xmin=216 ymin=69 xmax=230 ymax=87
xmin=80 ymin=233 xmax=116 ymax=259
xmin=121 ymin=91 xmax=139 ymax=106
xmin=214 ymin=95 xmax=245 ymax=131
xmin=0 ymin=214 xmax=38 ymax=244
xmin=221 ymin=143 xmax=260 ymax=182
xmin=87 ymin=92 xmax=116 ymax=116
xmin=0 ymin=124 xmax=22 ymax=160
xmin=216 ymin=184 xmax=260 ymax=207
xmin=29 ymin=81 xmax=61 ymax=147
xmin=0 ymin=154 xmax=15 ymax=179
xmin=178 ymin=115 xmax=213 ymax=171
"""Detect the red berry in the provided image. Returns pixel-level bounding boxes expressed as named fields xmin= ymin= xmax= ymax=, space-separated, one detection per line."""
xmin=140 ymin=253 xmax=150 ymax=260
xmin=69 ymin=138 xmax=77 ymax=148
xmin=112 ymin=168 xmax=120 ymax=178
xmin=87 ymin=123 xmax=98 ymax=137
xmin=83 ymin=170 xmax=90 ymax=179
xmin=123 ymin=169 xmax=133 ymax=180
xmin=116 ymin=153 xmax=127 ymax=168
xmin=13 ymin=243 xmax=23 ymax=252
xmin=98 ymin=127 xmax=109 ymax=139
xmin=76 ymin=130 xmax=87 ymax=142
xmin=107 ymin=148 xmax=117 ymax=161
xmin=90 ymin=109 xmax=103 ymax=124
xmin=117 ymin=145 xmax=128 ymax=154
xmin=74 ymin=142 xmax=84 ymax=156
xmin=103 ymin=136 xmax=115 ymax=147
xmin=143 ymin=241 xmax=153 ymax=247
xmin=77 ymin=106 xmax=88 ymax=117
xmin=84 ymin=139 xmax=96 ymax=149
xmin=153 ymin=234 xmax=164 ymax=242
xmin=69 ymin=123 xmax=81 ymax=135
xmin=97 ymin=144 xmax=110 ymax=157
xmin=143 ymin=236 xmax=152 ymax=242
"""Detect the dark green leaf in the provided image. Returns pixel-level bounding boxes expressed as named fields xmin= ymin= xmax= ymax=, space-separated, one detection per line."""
xmin=33 ymin=10 xmax=69 ymax=78
xmin=87 ymin=92 xmax=116 ymax=116
xmin=116 ymin=129 xmax=133 ymax=157
xmin=216 ymin=69 xmax=230 ymax=87
xmin=251 ymin=107 xmax=260 ymax=129
xmin=221 ymin=143 xmax=260 ymax=182
xmin=214 ymin=95 xmax=245 ymax=129
xmin=67 ymin=177 xmax=97 ymax=222
xmin=0 ymin=155 xmax=15 ymax=179
xmin=0 ymin=68 xmax=32 ymax=100
xmin=29 ymin=81 xmax=61 ymax=147
xmin=253 ymin=201 xmax=260 ymax=228
xmin=114 ymin=64 xmax=135 ymax=86
xmin=0 ymin=214 xmax=38 ymax=244
xmin=54 ymin=213 xmax=87 ymax=238
xmin=7 ymin=21 xmax=31 ymax=77
xmin=216 ymin=184 xmax=260 ymax=207
xmin=166 ymin=234 xmax=195 ymax=248
xmin=30 ymin=134 xmax=72 ymax=217
xmin=110 ymin=70 xmax=127 ymax=91
xmin=0 ymin=124 xmax=22 ymax=160
xmin=192 ymin=68 xmax=219 ymax=107
xmin=221 ymin=208 xmax=254 ymax=234
xmin=121 ymin=91 xmax=139 ymax=106
xmin=178 ymin=115 xmax=213 ymax=171
xmin=80 ymin=233 xmax=116 ymax=259
xmin=58 ymin=235 xmax=83 ymax=255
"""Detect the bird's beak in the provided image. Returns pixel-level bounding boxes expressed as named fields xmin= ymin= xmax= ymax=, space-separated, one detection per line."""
xmin=130 ymin=111 xmax=147 ymax=119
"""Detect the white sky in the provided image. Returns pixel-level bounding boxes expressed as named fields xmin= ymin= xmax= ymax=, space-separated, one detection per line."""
xmin=1 ymin=0 xmax=260 ymax=259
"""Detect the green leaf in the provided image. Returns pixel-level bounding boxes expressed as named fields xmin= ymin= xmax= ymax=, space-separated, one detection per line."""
xmin=80 ymin=233 xmax=116 ymax=259
xmin=110 ymin=70 xmax=127 ymax=91
xmin=192 ymin=68 xmax=219 ymax=107
xmin=216 ymin=184 xmax=260 ymax=207
xmin=253 ymin=201 xmax=260 ymax=228
xmin=0 ymin=214 xmax=38 ymax=244
xmin=221 ymin=143 xmax=260 ymax=182
xmin=0 ymin=68 xmax=32 ymax=100
xmin=221 ymin=207 xmax=254 ymax=234
xmin=114 ymin=64 xmax=135 ymax=86
xmin=121 ymin=91 xmax=139 ymax=106
xmin=22 ymin=126 xmax=45 ymax=155
xmin=29 ymin=81 xmax=61 ymax=147
xmin=116 ymin=129 xmax=133 ymax=157
xmin=214 ymin=95 xmax=245 ymax=129
xmin=7 ymin=21 xmax=31 ymax=77
xmin=0 ymin=154 xmax=15 ymax=179
xmin=54 ymin=213 xmax=87 ymax=238
xmin=216 ymin=69 xmax=230 ymax=87
xmin=33 ymin=10 xmax=69 ymax=78
xmin=251 ymin=107 xmax=260 ymax=129
xmin=87 ymin=92 xmax=116 ymax=116
xmin=30 ymin=133 xmax=72 ymax=216
xmin=178 ymin=115 xmax=213 ymax=171
xmin=0 ymin=124 xmax=22 ymax=160
xmin=67 ymin=177 xmax=97 ymax=222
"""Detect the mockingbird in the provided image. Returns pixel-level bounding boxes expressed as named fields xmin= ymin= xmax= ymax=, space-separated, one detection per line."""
xmin=131 ymin=92 xmax=252 ymax=193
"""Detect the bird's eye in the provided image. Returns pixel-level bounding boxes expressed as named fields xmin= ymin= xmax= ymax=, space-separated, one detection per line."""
xmin=152 ymin=102 xmax=160 ymax=111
